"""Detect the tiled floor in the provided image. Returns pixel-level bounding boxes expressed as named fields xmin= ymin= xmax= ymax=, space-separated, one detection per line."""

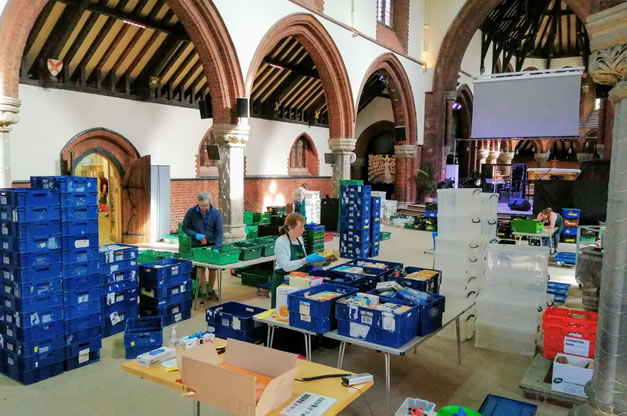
xmin=0 ymin=225 xmax=579 ymax=416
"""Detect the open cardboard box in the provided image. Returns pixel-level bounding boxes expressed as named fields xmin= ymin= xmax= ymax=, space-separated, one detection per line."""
xmin=179 ymin=338 xmax=298 ymax=416
xmin=551 ymin=352 xmax=594 ymax=398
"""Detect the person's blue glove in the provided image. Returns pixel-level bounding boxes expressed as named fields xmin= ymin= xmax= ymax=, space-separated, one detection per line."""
xmin=195 ymin=233 xmax=205 ymax=241
xmin=212 ymin=248 xmax=220 ymax=253
xmin=305 ymin=253 xmax=326 ymax=264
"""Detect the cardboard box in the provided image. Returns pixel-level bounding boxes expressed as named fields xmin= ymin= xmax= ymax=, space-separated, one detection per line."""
xmin=551 ymin=353 xmax=594 ymax=398
xmin=180 ymin=339 xmax=298 ymax=416
xmin=289 ymin=275 xmax=323 ymax=288
xmin=275 ymin=285 xmax=301 ymax=320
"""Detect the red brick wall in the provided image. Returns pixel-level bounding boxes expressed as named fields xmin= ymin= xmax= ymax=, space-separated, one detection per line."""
xmin=170 ymin=177 xmax=333 ymax=232
xmin=375 ymin=0 xmax=409 ymax=54
xmin=291 ymin=0 xmax=324 ymax=12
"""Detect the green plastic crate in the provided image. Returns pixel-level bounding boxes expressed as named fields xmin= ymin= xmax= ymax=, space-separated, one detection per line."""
xmin=511 ymin=219 xmax=544 ymax=234
xmin=162 ymin=234 xmax=178 ymax=244
xmin=230 ymin=241 xmax=263 ymax=261
xmin=380 ymin=231 xmax=391 ymax=241
xmin=192 ymin=246 xmax=241 ymax=265
xmin=258 ymin=242 xmax=274 ymax=256
xmin=244 ymin=210 xmax=254 ymax=225
xmin=137 ymin=250 xmax=174 ymax=264
xmin=241 ymin=269 xmax=273 ymax=287
xmin=580 ymin=235 xmax=596 ymax=243
xmin=339 ymin=180 xmax=363 ymax=186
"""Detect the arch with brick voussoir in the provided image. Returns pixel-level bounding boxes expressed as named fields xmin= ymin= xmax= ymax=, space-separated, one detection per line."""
xmin=288 ymin=132 xmax=320 ymax=176
xmin=245 ymin=13 xmax=355 ymax=140
xmin=423 ymin=0 xmax=592 ymax=181
xmin=0 ymin=0 xmax=245 ymax=124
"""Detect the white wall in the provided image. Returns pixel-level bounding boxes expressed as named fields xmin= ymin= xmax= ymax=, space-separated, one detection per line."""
xmin=323 ymin=0 xmax=377 ymax=38
xmin=354 ymin=97 xmax=394 ymax=141
xmin=426 ymin=0 xmax=465 ymax=70
xmin=246 ymin=118 xmax=331 ymax=176
xmin=459 ymin=30 xmax=494 ymax=92
xmin=407 ymin=0 xmax=426 ymax=61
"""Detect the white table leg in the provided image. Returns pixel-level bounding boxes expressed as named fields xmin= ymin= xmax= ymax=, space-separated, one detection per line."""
xmin=337 ymin=342 xmax=346 ymax=369
xmin=384 ymin=352 xmax=391 ymax=416
xmin=456 ymin=317 xmax=462 ymax=365
xmin=218 ymin=269 xmax=222 ymax=302
xmin=269 ymin=326 xmax=276 ymax=347
xmin=193 ymin=400 xmax=200 ymax=416
xmin=303 ymin=334 xmax=311 ymax=361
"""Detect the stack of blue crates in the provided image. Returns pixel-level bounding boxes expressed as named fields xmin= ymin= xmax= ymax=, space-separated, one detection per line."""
xmin=30 ymin=176 xmax=102 ymax=371
xmin=100 ymin=244 xmax=139 ymax=337
xmin=139 ymin=258 xmax=193 ymax=326
xmin=339 ymin=185 xmax=371 ymax=259
xmin=0 ymin=188 xmax=65 ymax=384
xmin=370 ymin=196 xmax=381 ymax=257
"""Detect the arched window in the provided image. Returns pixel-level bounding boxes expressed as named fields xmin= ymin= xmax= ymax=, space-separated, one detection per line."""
xmin=288 ymin=134 xmax=319 ymax=176
xmin=196 ymin=130 xmax=218 ymax=178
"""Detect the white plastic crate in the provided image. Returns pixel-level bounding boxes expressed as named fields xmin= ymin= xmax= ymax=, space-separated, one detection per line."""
xmin=437 ymin=188 xmax=483 ymax=216
xmin=475 ymin=318 xmax=539 ymax=356
xmin=395 ymin=397 xmax=437 ymax=416
xmin=437 ymin=214 xmax=482 ymax=239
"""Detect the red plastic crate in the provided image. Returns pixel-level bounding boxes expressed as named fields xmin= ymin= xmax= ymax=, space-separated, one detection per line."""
xmin=324 ymin=232 xmax=334 ymax=242
xmin=564 ymin=219 xmax=579 ymax=227
xmin=542 ymin=307 xmax=598 ymax=359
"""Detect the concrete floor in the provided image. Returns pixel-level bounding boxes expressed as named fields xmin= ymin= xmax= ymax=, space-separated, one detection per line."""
xmin=0 ymin=225 xmax=578 ymax=416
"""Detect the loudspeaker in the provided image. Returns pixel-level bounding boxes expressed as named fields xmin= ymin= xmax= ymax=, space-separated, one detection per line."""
xmin=236 ymin=97 xmax=249 ymax=118
xmin=206 ymin=144 xmax=220 ymax=161
xmin=198 ymin=96 xmax=212 ymax=119
xmin=395 ymin=126 xmax=406 ymax=142
xmin=324 ymin=153 xmax=336 ymax=164
xmin=508 ymin=198 xmax=531 ymax=211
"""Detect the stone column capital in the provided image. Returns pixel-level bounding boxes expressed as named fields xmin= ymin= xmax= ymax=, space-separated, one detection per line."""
xmin=328 ymin=138 xmax=356 ymax=153
xmin=0 ymin=96 xmax=21 ymax=132
xmin=498 ymin=151 xmax=515 ymax=163
xmin=444 ymin=91 xmax=458 ymax=102
xmin=477 ymin=149 xmax=490 ymax=160
xmin=609 ymin=80 xmax=627 ymax=103
xmin=576 ymin=152 xmax=595 ymax=162
xmin=589 ymin=46 xmax=627 ymax=87
xmin=394 ymin=144 xmax=417 ymax=158
xmin=211 ymin=123 xmax=250 ymax=147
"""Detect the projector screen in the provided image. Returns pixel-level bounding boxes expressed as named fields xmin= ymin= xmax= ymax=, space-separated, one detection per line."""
xmin=471 ymin=70 xmax=582 ymax=138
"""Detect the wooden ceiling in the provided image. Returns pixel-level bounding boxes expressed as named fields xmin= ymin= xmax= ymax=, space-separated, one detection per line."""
xmin=480 ymin=0 xmax=590 ymax=72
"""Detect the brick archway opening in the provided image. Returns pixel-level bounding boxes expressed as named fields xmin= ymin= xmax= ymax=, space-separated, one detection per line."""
xmin=288 ymin=133 xmax=320 ymax=177
xmin=353 ymin=120 xmax=395 ymax=183
xmin=0 ymin=0 xmax=244 ymax=124
xmin=246 ymin=14 xmax=354 ymax=140
xmin=196 ymin=128 xmax=219 ymax=178
xmin=423 ymin=0 xmax=592 ymax=181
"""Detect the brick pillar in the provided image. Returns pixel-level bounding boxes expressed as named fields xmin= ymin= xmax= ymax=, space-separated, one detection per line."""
xmin=351 ymin=157 xmax=366 ymax=180
xmin=212 ymin=123 xmax=249 ymax=242
xmin=394 ymin=144 xmax=417 ymax=202
xmin=329 ymin=138 xmax=356 ymax=197
xmin=422 ymin=92 xmax=448 ymax=182
xmin=534 ymin=152 xmax=550 ymax=168
xmin=0 ymin=96 xmax=20 ymax=188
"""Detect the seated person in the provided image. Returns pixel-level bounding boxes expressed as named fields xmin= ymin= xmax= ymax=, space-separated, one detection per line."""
xmin=536 ymin=207 xmax=563 ymax=255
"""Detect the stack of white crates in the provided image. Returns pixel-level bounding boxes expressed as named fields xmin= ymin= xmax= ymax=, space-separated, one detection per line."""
xmin=475 ymin=245 xmax=549 ymax=356
xmin=303 ymin=191 xmax=321 ymax=225
xmin=434 ymin=189 xmax=498 ymax=341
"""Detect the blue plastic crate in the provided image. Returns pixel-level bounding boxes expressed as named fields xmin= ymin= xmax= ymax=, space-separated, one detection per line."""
xmin=102 ymin=287 xmax=138 ymax=308
xmin=101 ymin=259 xmax=138 ymax=275
xmin=1 ymin=263 xmax=63 ymax=285
xmin=561 ymin=208 xmax=581 ymax=219
xmin=0 ymin=319 xmax=64 ymax=343
xmin=4 ymin=332 xmax=65 ymax=357
xmin=6 ymin=306 xmax=64 ymax=329
xmin=553 ymin=294 xmax=567 ymax=303
xmin=336 ymin=318 xmax=376 ymax=344
xmin=140 ymin=278 xmax=190 ymax=299
xmin=140 ymin=298 xmax=192 ymax=319
xmin=62 ymin=247 xmax=100 ymax=265
xmin=371 ymin=196 xmax=381 ymax=206
xmin=61 ymin=206 xmax=98 ymax=222
xmin=104 ymin=277 xmax=137 ymax=294
xmin=161 ymin=308 xmax=192 ymax=326
xmin=0 ymin=204 xmax=60 ymax=223
xmin=61 ymin=220 xmax=99 ymax=236
xmin=373 ymin=290 xmax=446 ymax=336
xmin=124 ymin=345 xmax=155 ymax=359
xmin=329 ymin=264 xmax=386 ymax=290
xmin=102 ymin=305 xmax=138 ymax=331
xmin=207 ymin=321 xmax=265 ymax=344
xmin=339 ymin=240 xmax=370 ymax=251
xmin=425 ymin=210 xmax=438 ymax=218
xmin=64 ymin=312 xmax=102 ymax=335
xmin=547 ymin=282 xmax=570 ymax=296
xmin=139 ymin=258 xmax=192 ymax=281
xmin=65 ymin=323 xmax=102 ymax=345
xmin=4 ymin=291 xmax=64 ymax=312
xmin=369 ymin=246 xmax=380 ymax=258
xmin=0 ymin=220 xmax=62 ymax=239
xmin=6 ymin=347 xmax=65 ymax=378
xmin=99 ymin=244 xmax=139 ymax=264
xmin=59 ymin=192 xmax=98 ymax=207
xmin=64 ymin=336 xmax=101 ymax=360
xmin=124 ymin=316 xmax=162 ymax=348
xmin=62 ymin=274 xmax=103 ymax=293
xmin=104 ymin=268 xmax=138 ymax=286
xmin=344 ymin=259 xmax=403 ymax=276
xmin=0 ymin=188 xmax=59 ymax=207
xmin=63 ymin=286 xmax=103 ymax=306
xmin=140 ymin=291 xmax=191 ymax=309
xmin=305 ymin=224 xmax=325 ymax=231
xmin=394 ymin=266 xmax=441 ymax=294
xmin=287 ymin=284 xmax=357 ymax=333
xmin=139 ymin=271 xmax=189 ymax=291
xmin=562 ymin=227 xmax=578 ymax=236
xmin=64 ymin=300 xmax=101 ymax=320
xmin=4 ymin=278 xmax=63 ymax=299
xmin=62 ymin=260 xmax=100 ymax=279
xmin=205 ymin=301 xmax=266 ymax=332
xmin=5 ymin=360 xmax=64 ymax=385
xmin=64 ymin=349 xmax=100 ymax=371
xmin=102 ymin=323 xmax=126 ymax=338
xmin=340 ymin=216 xmax=371 ymax=229
xmin=1 ymin=249 xmax=62 ymax=270
xmin=62 ymin=233 xmax=99 ymax=252
xmin=479 ymin=394 xmax=537 ymax=416
xmin=30 ymin=176 xmax=97 ymax=193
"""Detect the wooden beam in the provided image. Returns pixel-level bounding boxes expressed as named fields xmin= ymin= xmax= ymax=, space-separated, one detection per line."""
xmin=62 ymin=2 xmax=105 ymax=71
xmin=160 ymin=48 xmax=196 ymax=96
xmin=107 ymin=0 xmax=151 ymax=80
xmin=23 ymin=2 xmax=55 ymax=56
xmin=263 ymin=57 xmax=319 ymax=79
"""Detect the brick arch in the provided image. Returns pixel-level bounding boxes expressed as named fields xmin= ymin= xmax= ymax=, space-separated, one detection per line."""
xmin=246 ymin=13 xmax=354 ymax=139
xmin=456 ymin=84 xmax=473 ymax=139
xmin=355 ymin=121 xmax=396 ymax=161
xmin=357 ymin=54 xmax=417 ymax=144
xmin=61 ymin=128 xmax=140 ymax=177
xmin=0 ymin=0 xmax=244 ymax=124
xmin=288 ymin=133 xmax=320 ymax=176
xmin=423 ymin=0 xmax=591 ymax=180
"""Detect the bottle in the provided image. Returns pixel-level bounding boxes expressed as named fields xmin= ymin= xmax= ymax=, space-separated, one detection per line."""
xmin=168 ymin=325 xmax=178 ymax=348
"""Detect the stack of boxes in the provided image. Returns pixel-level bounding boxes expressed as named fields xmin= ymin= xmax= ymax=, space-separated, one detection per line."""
xmin=139 ymin=258 xmax=193 ymax=326
xmin=475 ymin=245 xmax=549 ymax=356
xmin=30 ymin=176 xmax=103 ymax=371
xmin=434 ymin=189 xmax=498 ymax=341
xmin=424 ymin=202 xmax=438 ymax=232
xmin=339 ymin=184 xmax=371 ymax=259
xmin=370 ymin=196 xmax=381 ymax=257
xmin=303 ymin=191 xmax=321 ymax=224
xmin=303 ymin=224 xmax=325 ymax=254
xmin=100 ymin=244 xmax=139 ymax=337
xmin=561 ymin=208 xmax=581 ymax=244
xmin=0 ymin=188 xmax=64 ymax=384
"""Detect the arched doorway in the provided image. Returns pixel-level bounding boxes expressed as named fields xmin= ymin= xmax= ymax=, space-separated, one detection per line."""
xmin=354 ymin=120 xmax=396 ymax=197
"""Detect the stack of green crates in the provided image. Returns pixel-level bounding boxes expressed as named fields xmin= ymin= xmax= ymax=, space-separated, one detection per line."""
xmin=178 ymin=222 xmax=192 ymax=254
xmin=245 ymin=225 xmax=259 ymax=239
xmin=241 ymin=268 xmax=273 ymax=287
xmin=228 ymin=241 xmax=263 ymax=261
xmin=303 ymin=225 xmax=325 ymax=253
xmin=244 ymin=210 xmax=254 ymax=225
xmin=137 ymin=250 xmax=174 ymax=264
xmin=192 ymin=246 xmax=241 ymax=265
xmin=253 ymin=235 xmax=277 ymax=256
xmin=252 ymin=212 xmax=270 ymax=224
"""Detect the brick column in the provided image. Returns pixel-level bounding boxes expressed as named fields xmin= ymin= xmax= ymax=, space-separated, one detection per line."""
xmin=212 ymin=123 xmax=249 ymax=242
xmin=350 ymin=157 xmax=366 ymax=180
xmin=394 ymin=144 xmax=417 ymax=202
xmin=329 ymin=138 xmax=356 ymax=197
xmin=422 ymin=92 xmax=448 ymax=183
xmin=0 ymin=96 xmax=20 ymax=188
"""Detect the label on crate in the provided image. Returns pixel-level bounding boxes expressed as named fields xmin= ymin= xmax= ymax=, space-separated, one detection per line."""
xmin=110 ymin=264 xmax=119 ymax=272
xmin=78 ymin=294 xmax=89 ymax=304
xmin=39 ymin=345 xmax=50 ymax=354
xmin=172 ymin=266 xmax=179 ymax=275
xmin=2 ymin=242 xmax=8 ymax=250
xmin=6 ymin=327 xmax=12 ymax=337
xmin=174 ymin=313 xmax=182 ymax=322
xmin=0 ymin=196 xmax=6 ymax=205
xmin=232 ymin=318 xmax=241 ymax=331
xmin=3 ymin=256 xmax=9 ymax=265
xmin=107 ymin=293 xmax=116 ymax=305
xmin=172 ymin=306 xmax=180 ymax=314
xmin=299 ymin=302 xmax=310 ymax=316
xmin=381 ymin=313 xmax=396 ymax=332
xmin=221 ymin=318 xmax=229 ymax=327
xmin=79 ymin=348 xmax=90 ymax=364
xmin=300 ymin=314 xmax=311 ymax=323
xmin=75 ymin=239 xmax=90 ymax=249
xmin=116 ymin=294 xmax=125 ymax=303
xmin=12 ymin=209 xmax=18 ymax=222
xmin=7 ymin=357 xmax=13 ymax=366
xmin=110 ymin=312 xmax=121 ymax=326
xmin=7 ymin=342 xmax=13 ymax=351
xmin=564 ymin=336 xmax=591 ymax=357
xmin=360 ymin=311 xmax=373 ymax=325
xmin=1 ymin=226 xmax=7 ymax=235
xmin=172 ymin=287 xmax=180 ymax=295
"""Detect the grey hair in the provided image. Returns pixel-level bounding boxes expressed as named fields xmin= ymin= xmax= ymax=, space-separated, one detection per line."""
xmin=197 ymin=192 xmax=212 ymax=203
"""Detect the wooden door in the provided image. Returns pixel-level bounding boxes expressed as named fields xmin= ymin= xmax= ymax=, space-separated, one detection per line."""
xmin=122 ymin=155 xmax=151 ymax=243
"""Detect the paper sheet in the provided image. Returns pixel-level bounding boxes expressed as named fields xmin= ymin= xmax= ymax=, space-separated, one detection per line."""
xmin=160 ymin=359 xmax=178 ymax=372
xmin=280 ymin=392 xmax=336 ymax=416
